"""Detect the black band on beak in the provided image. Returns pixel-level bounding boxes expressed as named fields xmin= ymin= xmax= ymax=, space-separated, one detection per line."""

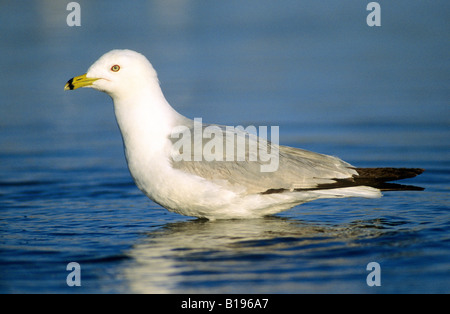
xmin=66 ymin=78 xmax=75 ymax=90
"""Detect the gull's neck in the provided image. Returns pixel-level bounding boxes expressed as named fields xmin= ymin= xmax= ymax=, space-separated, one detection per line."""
xmin=111 ymin=82 xmax=184 ymax=157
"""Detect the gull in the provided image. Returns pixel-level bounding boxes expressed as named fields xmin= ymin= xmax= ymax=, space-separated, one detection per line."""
xmin=65 ymin=49 xmax=424 ymax=220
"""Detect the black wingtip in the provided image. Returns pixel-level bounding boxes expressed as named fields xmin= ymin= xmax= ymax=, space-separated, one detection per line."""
xmin=259 ymin=167 xmax=425 ymax=195
xmin=354 ymin=168 xmax=425 ymax=181
xmin=352 ymin=167 xmax=425 ymax=191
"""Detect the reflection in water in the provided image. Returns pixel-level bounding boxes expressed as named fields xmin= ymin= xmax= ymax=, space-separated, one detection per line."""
xmin=120 ymin=216 xmax=389 ymax=293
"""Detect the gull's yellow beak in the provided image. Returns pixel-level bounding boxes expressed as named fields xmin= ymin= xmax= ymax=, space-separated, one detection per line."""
xmin=64 ymin=73 xmax=100 ymax=91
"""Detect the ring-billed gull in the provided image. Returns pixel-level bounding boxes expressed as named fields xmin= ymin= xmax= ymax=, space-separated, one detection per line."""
xmin=64 ymin=49 xmax=423 ymax=220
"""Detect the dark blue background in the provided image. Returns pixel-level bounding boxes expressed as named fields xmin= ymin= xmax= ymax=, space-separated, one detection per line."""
xmin=0 ymin=1 xmax=448 ymax=293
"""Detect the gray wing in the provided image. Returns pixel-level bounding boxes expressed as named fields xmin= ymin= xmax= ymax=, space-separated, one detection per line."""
xmin=168 ymin=119 xmax=357 ymax=195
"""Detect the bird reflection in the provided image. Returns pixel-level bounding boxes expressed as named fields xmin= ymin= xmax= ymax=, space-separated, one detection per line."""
xmin=119 ymin=215 xmax=389 ymax=293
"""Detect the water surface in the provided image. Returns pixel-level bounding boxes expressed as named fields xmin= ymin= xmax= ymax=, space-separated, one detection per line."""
xmin=0 ymin=1 xmax=449 ymax=293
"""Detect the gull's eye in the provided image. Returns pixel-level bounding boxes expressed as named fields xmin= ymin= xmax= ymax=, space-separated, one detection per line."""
xmin=111 ymin=65 xmax=120 ymax=72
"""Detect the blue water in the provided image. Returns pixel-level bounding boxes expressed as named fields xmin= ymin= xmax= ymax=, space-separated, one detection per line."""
xmin=1 ymin=1 xmax=449 ymax=293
